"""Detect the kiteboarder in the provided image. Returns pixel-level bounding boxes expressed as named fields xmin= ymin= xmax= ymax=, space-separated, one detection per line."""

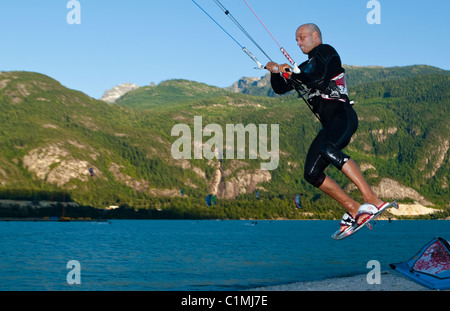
xmin=266 ymin=23 xmax=386 ymax=232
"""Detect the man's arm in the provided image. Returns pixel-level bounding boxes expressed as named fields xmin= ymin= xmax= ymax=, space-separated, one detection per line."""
xmin=270 ymin=73 xmax=294 ymax=94
xmin=266 ymin=62 xmax=295 ymax=95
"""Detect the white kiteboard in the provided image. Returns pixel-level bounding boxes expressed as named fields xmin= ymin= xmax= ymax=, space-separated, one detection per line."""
xmin=332 ymin=200 xmax=399 ymax=240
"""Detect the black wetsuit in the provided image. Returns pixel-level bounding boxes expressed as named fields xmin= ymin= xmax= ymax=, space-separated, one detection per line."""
xmin=271 ymin=44 xmax=358 ymax=187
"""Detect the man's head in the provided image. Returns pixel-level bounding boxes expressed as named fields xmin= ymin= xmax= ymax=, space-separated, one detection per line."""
xmin=296 ymin=23 xmax=322 ymax=54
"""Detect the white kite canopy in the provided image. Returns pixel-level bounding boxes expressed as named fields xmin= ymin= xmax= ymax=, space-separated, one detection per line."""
xmin=390 ymin=237 xmax=450 ymax=290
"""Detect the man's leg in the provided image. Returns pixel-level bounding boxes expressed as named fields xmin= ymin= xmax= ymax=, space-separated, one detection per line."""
xmin=341 ymin=159 xmax=384 ymax=208
xmin=318 ymin=175 xmax=360 ymax=218
xmin=304 ymin=129 xmax=360 ymax=218
xmin=317 ymin=104 xmax=384 ymax=222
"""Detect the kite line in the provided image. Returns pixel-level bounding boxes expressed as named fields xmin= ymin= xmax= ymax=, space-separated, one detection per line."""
xmin=242 ymin=0 xmax=300 ymax=73
xmin=191 ymin=0 xmax=266 ymax=69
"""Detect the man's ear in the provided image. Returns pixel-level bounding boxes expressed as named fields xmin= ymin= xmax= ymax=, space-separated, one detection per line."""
xmin=312 ymin=31 xmax=321 ymax=44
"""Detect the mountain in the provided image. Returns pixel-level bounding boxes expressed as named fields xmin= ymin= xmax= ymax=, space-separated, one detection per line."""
xmin=99 ymin=82 xmax=139 ymax=103
xmin=116 ymin=79 xmax=228 ymax=109
xmin=0 ymin=66 xmax=448 ymax=220
xmin=227 ymin=65 xmax=447 ymax=97
xmin=227 ymin=74 xmax=275 ymax=97
xmin=0 ymin=71 xmax=190 ymax=207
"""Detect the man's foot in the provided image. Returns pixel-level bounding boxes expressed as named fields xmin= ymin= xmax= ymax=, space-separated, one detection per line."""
xmin=370 ymin=199 xmax=385 ymax=209
xmin=339 ymin=212 xmax=356 ymax=232
xmin=355 ymin=202 xmax=389 ymax=225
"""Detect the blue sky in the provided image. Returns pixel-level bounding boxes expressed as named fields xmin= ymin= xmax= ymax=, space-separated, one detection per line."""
xmin=0 ymin=0 xmax=449 ymax=99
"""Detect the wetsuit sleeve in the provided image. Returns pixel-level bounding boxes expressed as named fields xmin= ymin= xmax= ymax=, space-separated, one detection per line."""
xmin=270 ymin=73 xmax=294 ymax=95
xmin=293 ymin=45 xmax=342 ymax=92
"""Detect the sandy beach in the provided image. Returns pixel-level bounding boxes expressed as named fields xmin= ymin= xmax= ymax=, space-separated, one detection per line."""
xmin=250 ymin=271 xmax=432 ymax=291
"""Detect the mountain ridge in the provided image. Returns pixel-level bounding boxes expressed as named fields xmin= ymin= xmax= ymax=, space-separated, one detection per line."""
xmin=226 ymin=64 xmax=448 ymax=97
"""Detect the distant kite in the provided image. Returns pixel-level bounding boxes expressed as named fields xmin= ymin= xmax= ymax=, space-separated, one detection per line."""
xmin=205 ymin=194 xmax=217 ymax=207
xmin=294 ymin=194 xmax=302 ymax=209
xmin=88 ymin=168 xmax=95 ymax=177
xmin=205 ymin=194 xmax=212 ymax=207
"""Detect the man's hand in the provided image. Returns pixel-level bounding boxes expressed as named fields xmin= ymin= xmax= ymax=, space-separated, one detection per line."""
xmin=278 ymin=63 xmax=293 ymax=76
xmin=266 ymin=62 xmax=293 ymax=77
xmin=265 ymin=62 xmax=279 ymax=73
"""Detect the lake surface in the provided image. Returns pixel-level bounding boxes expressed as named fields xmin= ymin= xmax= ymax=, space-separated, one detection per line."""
xmin=1 ymin=220 xmax=449 ymax=291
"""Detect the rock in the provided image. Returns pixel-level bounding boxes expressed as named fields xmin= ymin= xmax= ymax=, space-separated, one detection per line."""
xmin=99 ymin=82 xmax=139 ymax=103
xmin=371 ymin=178 xmax=433 ymax=206
xmin=388 ymin=203 xmax=442 ymax=216
xmin=227 ymin=74 xmax=271 ymax=94
xmin=22 ymin=143 xmax=97 ymax=187
xmin=346 ymin=178 xmax=433 ymax=207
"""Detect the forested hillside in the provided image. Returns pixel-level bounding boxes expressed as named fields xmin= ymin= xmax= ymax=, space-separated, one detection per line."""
xmin=0 ymin=66 xmax=448 ymax=220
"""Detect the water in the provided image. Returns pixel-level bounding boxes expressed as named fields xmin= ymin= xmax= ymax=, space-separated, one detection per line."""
xmin=0 ymin=220 xmax=449 ymax=291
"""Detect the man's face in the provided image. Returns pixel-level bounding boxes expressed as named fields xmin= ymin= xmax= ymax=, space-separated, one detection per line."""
xmin=296 ymin=26 xmax=316 ymax=54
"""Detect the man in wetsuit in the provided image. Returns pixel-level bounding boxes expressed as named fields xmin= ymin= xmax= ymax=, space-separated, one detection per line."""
xmin=266 ymin=23 xmax=385 ymax=230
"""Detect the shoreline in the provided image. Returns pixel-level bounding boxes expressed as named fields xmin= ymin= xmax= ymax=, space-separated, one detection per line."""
xmin=248 ymin=271 xmax=432 ymax=291
xmin=1 ymin=218 xmax=449 ymax=222
xmin=0 ymin=217 xmax=110 ymax=223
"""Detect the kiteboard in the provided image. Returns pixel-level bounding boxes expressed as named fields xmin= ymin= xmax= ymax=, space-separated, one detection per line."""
xmin=332 ymin=200 xmax=399 ymax=240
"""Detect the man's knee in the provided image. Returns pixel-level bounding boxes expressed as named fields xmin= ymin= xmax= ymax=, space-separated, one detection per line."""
xmin=320 ymin=142 xmax=350 ymax=170
xmin=304 ymin=171 xmax=326 ymax=188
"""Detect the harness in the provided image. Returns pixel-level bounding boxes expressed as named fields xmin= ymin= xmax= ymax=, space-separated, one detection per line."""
xmin=308 ymin=72 xmax=352 ymax=104
xmin=282 ymin=71 xmax=354 ymax=123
